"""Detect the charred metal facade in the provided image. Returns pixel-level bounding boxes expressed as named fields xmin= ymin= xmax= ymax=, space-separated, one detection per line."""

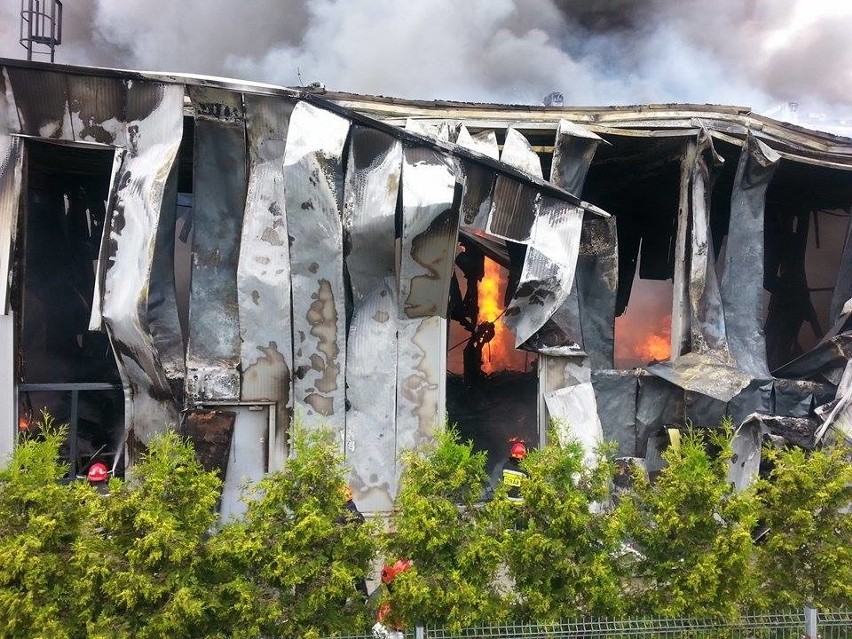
xmin=1 ymin=60 xmax=851 ymax=512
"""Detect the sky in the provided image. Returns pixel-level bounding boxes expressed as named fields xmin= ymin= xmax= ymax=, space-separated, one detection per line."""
xmin=2 ymin=0 xmax=851 ymax=114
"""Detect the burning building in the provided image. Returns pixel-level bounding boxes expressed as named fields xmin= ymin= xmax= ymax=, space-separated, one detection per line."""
xmin=1 ymin=58 xmax=851 ymax=513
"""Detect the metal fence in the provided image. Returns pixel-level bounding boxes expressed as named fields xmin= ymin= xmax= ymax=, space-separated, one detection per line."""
xmin=332 ymin=610 xmax=852 ymax=639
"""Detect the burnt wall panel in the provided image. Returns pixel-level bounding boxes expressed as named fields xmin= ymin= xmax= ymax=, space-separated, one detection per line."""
xmin=185 ymin=87 xmax=246 ymax=403
xmin=343 ymin=126 xmax=402 ymax=511
xmin=5 ymin=67 xmax=71 ymax=139
xmin=239 ymin=94 xmax=295 ymax=469
xmin=396 ymin=146 xmax=457 ymax=459
xmin=67 ymin=74 xmax=127 ymax=146
xmin=284 ymin=101 xmax=349 ymax=435
xmin=100 ymin=82 xmax=184 ymax=445
xmin=720 ymin=133 xmax=780 ymax=377
xmin=591 ymin=369 xmax=637 ymax=457
xmin=147 ymin=162 xmax=184 ymax=399
xmin=0 ymin=136 xmax=23 ymax=312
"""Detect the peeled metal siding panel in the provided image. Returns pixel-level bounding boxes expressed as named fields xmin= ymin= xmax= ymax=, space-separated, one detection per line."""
xmin=398 ymin=147 xmax=459 ymax=320
xmin=456 ymin=126 xmax=498 ymax=233
xmin=101 ymin=82 xmax=184 ymax=444
xmin=574 ymin=215 xmax=618 ymax=367
xmin=396 ymin=146 xmax=457 ymax=457
xmin=343 ymin=126 xmax=402 ymax=511
xmin=284 ymin=101 xmax=349 ymax=435
xmin=528 ymin=120 xmax=609 ymax=359
xmin=486 ymin=176 xmax=539 ymax=243
xmin=0 ymin=137 xmax=23 ymax=313
xmin=0 ymin=69 xmax=20 ymax=134
xmin=185 ymin=87 xmax=246 ymax=403
xmin=239 ymin=94 xmax=295 ymax=469
xmin=500 ymin=127 xmax=543 ymax=179
xmin=687 ymin=131 xmax=728 ymax=355
xmin=88 ymin=150 xmax=125 ymax=331
xmin=146 ymin=161 xmax=185 ymax=398
xmin=720 ymin=133 xmax=780 ymax=378
xmin=504 ymin=196 xmax=583 ymax=347
xmin=671 ymin=138 xmax=693 ymax=359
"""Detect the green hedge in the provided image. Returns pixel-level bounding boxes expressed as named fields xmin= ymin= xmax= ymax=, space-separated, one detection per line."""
xmin=0 ymin=414 xmax=849 ymax=637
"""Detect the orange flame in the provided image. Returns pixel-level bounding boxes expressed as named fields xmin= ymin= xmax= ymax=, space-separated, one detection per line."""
xmin=479 ymin=259 xmax=521 ymax=373
xmin=637 ymin=332 xmax=671 ymax=362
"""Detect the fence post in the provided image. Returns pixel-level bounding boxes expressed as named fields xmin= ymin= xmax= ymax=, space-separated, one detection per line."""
xmin=415 ymin=624 xmax=425 ymax=639
xmin=804 ymin=606 xmax=818 ymax=639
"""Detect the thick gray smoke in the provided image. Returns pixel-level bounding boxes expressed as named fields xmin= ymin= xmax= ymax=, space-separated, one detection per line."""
xmin=1 ymin=0 xmax=850 ymax=109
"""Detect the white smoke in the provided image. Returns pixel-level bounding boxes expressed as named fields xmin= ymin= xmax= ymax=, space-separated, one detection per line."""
xmin=1 ymin=0 xmax=850 ymax=110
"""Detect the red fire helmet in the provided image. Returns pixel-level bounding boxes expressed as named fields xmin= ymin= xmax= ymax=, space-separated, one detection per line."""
xmin=87 ymin=462 xmax=109 ymax=483
xmin=381 ymin=559 xmax=412 ymax=584
xmin=510 ymin=441 xmax=527 ymax=461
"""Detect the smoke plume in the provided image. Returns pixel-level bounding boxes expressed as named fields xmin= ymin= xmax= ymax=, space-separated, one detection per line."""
xmin=1 ymin=0 xmax=850 ymax=109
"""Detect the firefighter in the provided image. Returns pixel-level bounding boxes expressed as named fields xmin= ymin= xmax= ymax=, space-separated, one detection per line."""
xmin=86 ymin=461 xmax=109 ymax=494
xmin=500 ymin=440 xmax=528 ymax=505
xmin=370 ymin=559 xmax=412 ymax=639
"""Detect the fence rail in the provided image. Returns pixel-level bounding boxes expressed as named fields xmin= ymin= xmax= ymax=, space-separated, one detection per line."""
xmin=332 ymin=610 xmax=852 ymax=639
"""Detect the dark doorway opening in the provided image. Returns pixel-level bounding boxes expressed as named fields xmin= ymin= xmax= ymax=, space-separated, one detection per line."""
xmin=15 ymin=140 xmax=124 ymax=479
xmin=446 ymin=240 xmax=538 ymax=484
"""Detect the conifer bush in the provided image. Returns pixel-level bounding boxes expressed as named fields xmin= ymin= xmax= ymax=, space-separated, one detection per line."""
xmin=218 ymin=426 xmax=379 ymax=639
xmin=755 ymin=441 xmax=852 ymax=610
xmin=498 ymin=428 xmax=625 ymax=620
xmin=384 ymin=426 xmax=506 ymax=630
xmin=0 ymin=414 xmax=89 ymax=639
xmin=617 ymin=420 xmax=760 ymax=618
xmin=73 ymin=430 xmax=226 ymax=639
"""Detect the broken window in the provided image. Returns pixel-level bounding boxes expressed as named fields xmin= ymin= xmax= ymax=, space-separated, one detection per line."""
xmin=15 ymin=140 xmax=124 ymax=478
xmin=764 ymin=161 xmax=852 ymax=371
xmin=583 ymin=136 xmax=682 ymax=370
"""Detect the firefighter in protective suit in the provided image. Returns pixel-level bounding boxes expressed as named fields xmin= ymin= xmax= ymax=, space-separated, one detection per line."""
xmin=500 ymin=440 xmax=528 ymax=504
xmin=370 ymin=559 xmax=412 ymax=639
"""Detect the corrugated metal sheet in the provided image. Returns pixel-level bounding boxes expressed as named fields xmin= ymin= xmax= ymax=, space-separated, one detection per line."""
xmin=67 ymin=74 xmax=127 ymax=146
xmin=185 ymin=86 xmax=246 ymax=403
xmin=343 ymin=125 xmax=402 ymax=511
xmin=504 ymin=196 xmax=583 ymax=347
xmin=284 ymin=101 xmax=349 ymax=436
xmin=5 ymin=66 xmax=70 ymax=138
xmin=239 ymin=94 xmax=295 ymax=469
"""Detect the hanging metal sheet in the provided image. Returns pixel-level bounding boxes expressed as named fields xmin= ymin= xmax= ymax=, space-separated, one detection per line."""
xmin=829 ymin=210 xmax=852 ymax=327
xmin=0 ymin=136 xmax=23 ymax=313
xmin=343 ymin=125 xmax=402 ymax=511
xmin=525 ymin=120 xmax=609 ymax=358
xmin=544 ymin=383 xmax=604 ymax=466
xmin=396 ymin=146 xmax=457 ymax=457
xmin=456 ymin=126 xmax=497 ymax=232
xmin=720 ymin=133 xmax=780 ymax=377
xmin=239 ymin=94 xmax=295 ymax=469
xmin=284 ymin=101 xmax=349 ymax=435
xmin=687 ymin=131 xmax=728 ymax=355
xmin=146 ymin=161 xmax=184 ymax=400
xmin=100 ymin=81 xmax=184 ymax=444
xmin=503 ymin=196 xmax=584 ymax=347
xmin=185 ymin=87 xmax=246 ymax=403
